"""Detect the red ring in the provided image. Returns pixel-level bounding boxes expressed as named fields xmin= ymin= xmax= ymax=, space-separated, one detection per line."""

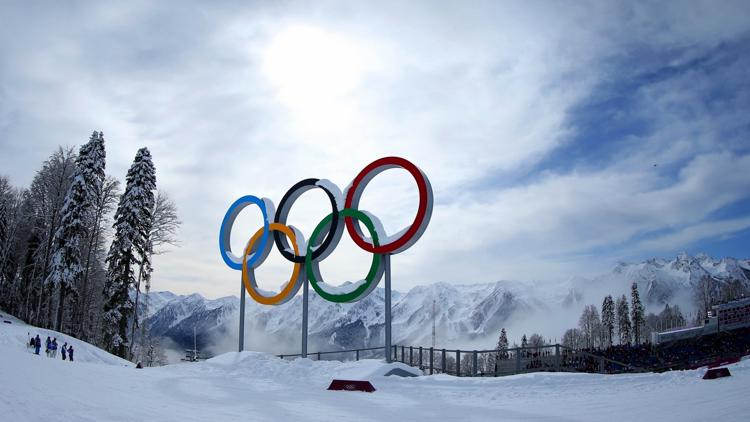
xmin=344 ymin=156 xmax=431 ymax=254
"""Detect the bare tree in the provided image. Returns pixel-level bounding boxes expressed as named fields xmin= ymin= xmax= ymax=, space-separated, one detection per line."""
xmin=694 ymin=276 xmax=719 ymax=319
xmin=528 ymin=333 xmax=546 ymax=350
xmin=27 ymin=147 xmax=77 ymax=328
xmin=578 ymin=304 xmax=601 ymax=349
xmin=149 ymin=191 xmax=181 ymax=254
xmin=75 ymin=176 xmax=120 ymax=340
xmin=562 ymin=328 xmax=584 ymax=350
xmin=130 ymin=190 xmax=181 ymax=359
xmin=0 ymin=176 xmax=26 ymax=310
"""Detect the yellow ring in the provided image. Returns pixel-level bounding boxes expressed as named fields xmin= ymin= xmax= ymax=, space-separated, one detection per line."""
xmin=241 ymin=223 xmax=302 ymax=305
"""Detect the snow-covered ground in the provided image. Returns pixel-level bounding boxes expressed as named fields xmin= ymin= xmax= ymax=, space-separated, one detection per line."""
xmin=1 ymin=310 xmax=747 ymax=422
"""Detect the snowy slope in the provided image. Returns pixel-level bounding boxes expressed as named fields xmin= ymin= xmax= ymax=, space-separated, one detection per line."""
xmin=0 ymin=309 xmax=131 ymax=367
xmin=1 ymin=313 xmax=748 ymax=422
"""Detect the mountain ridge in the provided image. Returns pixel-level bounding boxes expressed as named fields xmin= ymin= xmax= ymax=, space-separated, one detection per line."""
xmin=145 ymin=253 xmax=750 ymax=355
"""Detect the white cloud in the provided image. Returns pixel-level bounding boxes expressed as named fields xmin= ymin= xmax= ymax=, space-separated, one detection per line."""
xmin=1 ymin=1 xmax=749 ymax=297
xmin=634 ymin=217 xmax=750 ymax=254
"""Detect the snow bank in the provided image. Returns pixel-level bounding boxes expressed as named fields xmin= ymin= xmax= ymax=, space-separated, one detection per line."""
xmin=2 ymin=309 xmax=749 ymax=421
xmin=205 ymin=352 xmax=421 ymax=386
xmin=0 ymin=309 xmax=132 ymax=367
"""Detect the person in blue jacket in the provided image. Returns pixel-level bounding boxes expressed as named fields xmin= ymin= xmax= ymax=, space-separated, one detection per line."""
xmin=34 ymin=335 xmax=41 ymax=355
xmin=50 ymin=338 xmax=58 ymax=358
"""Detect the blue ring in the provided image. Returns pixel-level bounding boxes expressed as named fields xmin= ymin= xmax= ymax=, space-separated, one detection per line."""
xmin=219 ymin=195 xmax=269 ymax=270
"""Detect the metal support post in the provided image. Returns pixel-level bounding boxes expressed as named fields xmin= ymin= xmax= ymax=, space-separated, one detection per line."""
xmin=238 ymin=279 xmax=245 ymax=352
xmin=429 ymin=348 xmax=434 ymax=375
xmin=516 ymin=348 xmax=521 ymax=373
xmin=441 ymin=349 xmax=446 ymax=373
xmin=456 ymin=350 xmax=461 ymax=377
xmin=472 ymin=350 xmax=478 ymax=377
xmin=555 ymin=344 xmax=560 ymax=371
xmin=384 ymin=254 xmax=392 ymax=363
xmin=419 ymin=347 xmax=423 ymax=368
xmin=356 ymin=349 xmax=359 ymax=361
xmin=401 ymin=345 xmax=405 ymax=363
xmin=410 ymin=346 xmax=413 ymax=366
xmin=302 ymin=278 xmax=309 ymax=358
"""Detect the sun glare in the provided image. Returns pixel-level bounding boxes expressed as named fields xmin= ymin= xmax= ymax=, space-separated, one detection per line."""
xmin=261 ymin=26 xmax=371 ymax=125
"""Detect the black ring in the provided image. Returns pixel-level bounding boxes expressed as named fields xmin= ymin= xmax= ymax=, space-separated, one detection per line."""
xmin=274 ymin=178 xmax=340 ymax=263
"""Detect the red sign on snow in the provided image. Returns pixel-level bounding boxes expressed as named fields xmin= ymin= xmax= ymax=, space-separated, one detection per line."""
xmin=327 ymin=379 xmax=376 ymax=393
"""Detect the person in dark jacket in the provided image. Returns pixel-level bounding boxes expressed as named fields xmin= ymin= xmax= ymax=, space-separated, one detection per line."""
xmin=50 ymin=338 xmax=58 ymax=358
xmin=45 ymin=336 xmax=51 ymax=357
xmin=61 ymin=342 xmax=67 ymax=360
xmin=67 ymin=345 xmax=74 ymax=362
xmin=34 ymin=335 xmax=41 ymax=355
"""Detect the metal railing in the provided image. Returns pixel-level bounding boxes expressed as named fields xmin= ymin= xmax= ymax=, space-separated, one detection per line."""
xmin=390 ymin=344 xmax=640 ymax=377
xmin=276 ymin=343 xmax=642 ymax=377
xmin=278 ymin=346 xmax=385 ymax=362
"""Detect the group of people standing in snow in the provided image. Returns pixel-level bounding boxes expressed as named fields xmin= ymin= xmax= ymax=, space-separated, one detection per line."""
xmin=28 ymin=333 xmax=74 ymax=362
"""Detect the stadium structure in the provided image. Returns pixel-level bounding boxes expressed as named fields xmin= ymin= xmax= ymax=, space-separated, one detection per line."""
xmin=652 ymin=297 xmax=750 ymax=344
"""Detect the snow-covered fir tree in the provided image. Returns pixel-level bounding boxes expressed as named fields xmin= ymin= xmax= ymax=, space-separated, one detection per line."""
xmin=46 ymin=132 xmax=106 ymax=332
xmin=601 ymin=295 xmax=615 ymax=348
xmin=520 ymin=334 xmax=529 ymax=357
xmin=103 ymin=147 xmax=156 ymax=359
xmin=496 ymin=328 xmax=509 ymax=359
xmin=631 ymin=282 xmax=645 ymax=344
xmin=616 ymin=294 xmax=631 ymax=345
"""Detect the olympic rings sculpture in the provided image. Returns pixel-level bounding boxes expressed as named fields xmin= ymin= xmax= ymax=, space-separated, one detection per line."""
xmin=219 ymin=156 xmax=433 ymax=304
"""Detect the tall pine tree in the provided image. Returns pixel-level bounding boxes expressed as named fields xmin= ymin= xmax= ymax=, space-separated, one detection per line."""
xmin=601 ymin=295 xmax=615 ymax=348
xmin=616 ymin=294 xmax=631 ymax=345
xmin=103 ymin=147 xmax=155 ymax=358
xmin=496 ymin=328 xmax=509 ymax=359
xmin=631 ymin=283 xmax=645 ymax=344
xmin=46 ymin=132 xmax=106 ymax=332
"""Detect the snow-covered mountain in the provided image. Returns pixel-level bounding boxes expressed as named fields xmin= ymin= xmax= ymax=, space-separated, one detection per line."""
xmin=144 ymin=281 xmax=535 ymax=354
xmin=563 ymin=253 xmax=750 ymax=310
xmin=145 ymin=253 xmax=750 ymax=355
xmin=146 ymin=293 xmax=237 ymax=350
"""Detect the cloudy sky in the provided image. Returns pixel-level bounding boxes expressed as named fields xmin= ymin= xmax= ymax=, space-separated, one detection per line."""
xmin=1 ymin=1 xmax=749 ymax=298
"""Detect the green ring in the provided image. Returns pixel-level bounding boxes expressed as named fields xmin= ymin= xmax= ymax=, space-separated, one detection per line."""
xmin=306 ymin=208 xmax=382 ymax=303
